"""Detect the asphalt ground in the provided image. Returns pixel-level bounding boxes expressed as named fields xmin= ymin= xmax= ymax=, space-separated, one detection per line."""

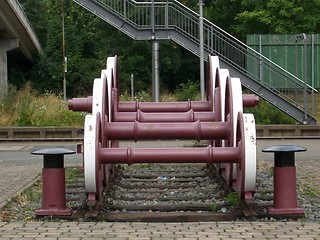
xmin=0 ymin=138 xmax=318 ymax=165
xmin=0 ymin=139 xmax=319 ymax=239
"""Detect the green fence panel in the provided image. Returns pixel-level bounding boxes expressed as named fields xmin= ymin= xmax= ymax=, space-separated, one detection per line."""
xmin=247 ymin=34 xmax=320 ymax=89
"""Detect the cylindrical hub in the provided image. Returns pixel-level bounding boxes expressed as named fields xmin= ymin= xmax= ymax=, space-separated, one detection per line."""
xmin=242 ymin=94 xmax=259 ymax=108
xmin=99 ymin=146 xmax=239 ymax=165
xmin=68 ymin=96 xmax=92 ymax=113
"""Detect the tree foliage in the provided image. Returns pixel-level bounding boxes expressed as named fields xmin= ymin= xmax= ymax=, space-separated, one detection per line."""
xmin=235 ymin=0 xmax=320 ymax=36
xmin=10 ymin=0 xmax=320 ymax=98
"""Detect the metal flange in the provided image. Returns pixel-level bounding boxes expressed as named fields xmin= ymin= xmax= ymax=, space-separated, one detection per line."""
xmin=207 ymin=55 xmax=220 ymax=111
xmin=235 ymin=112 xmax=257 ymax=198
xmin=83 ymin=113 xmax=100 ymax=195
xmin=223 ymin=76 xmax=244 ymax=185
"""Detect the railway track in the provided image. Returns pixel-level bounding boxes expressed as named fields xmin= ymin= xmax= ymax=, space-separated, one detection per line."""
xmin=60 ymin=162 xmax=301 ymax=222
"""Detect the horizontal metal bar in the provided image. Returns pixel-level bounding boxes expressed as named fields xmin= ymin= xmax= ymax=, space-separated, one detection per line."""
xmin=113 ymin=110 xmax=216 ymax=122
xmin=99 ymin=146 xmax=239 ymax=164
xmin=106 ymin=121 xmax=229 ymax=140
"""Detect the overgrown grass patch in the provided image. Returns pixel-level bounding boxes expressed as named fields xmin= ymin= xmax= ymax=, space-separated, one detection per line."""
xmin=0 ymin=84 xmax=85 ymax=127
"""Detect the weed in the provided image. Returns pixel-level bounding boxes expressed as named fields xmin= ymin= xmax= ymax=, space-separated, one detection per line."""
xmin=209 ymin=202 xmax=218 ymax=212
xmin=300 ymin=184 xmax=317 ymax=198
xmin=225 ymin=192 xmax=240 ymax=207
xmin=120 ymin=90 xmax=152 ymax=102
xmin=65 ymin=167 xmax=83 ymax=184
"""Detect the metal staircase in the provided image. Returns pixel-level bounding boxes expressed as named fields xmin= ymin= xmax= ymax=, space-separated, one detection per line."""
xmin=74 ymin=0 xmax=317 ymax=124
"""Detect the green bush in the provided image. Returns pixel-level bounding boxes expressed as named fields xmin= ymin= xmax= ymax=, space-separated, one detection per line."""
xmin=244 ymin=98 xmax=297 ymax=124
xmin=175 ymin=80 xmax=200 ymax=101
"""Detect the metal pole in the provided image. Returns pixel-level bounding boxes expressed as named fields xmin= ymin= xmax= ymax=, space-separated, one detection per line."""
xmin=153 ymin=41 xmax=160 ymax=102
xmin=199 ymin=0 xmax=205 ymax=101
xmin=295 ymin=33 xmax=308 ymax=120
xmin=131 ymin=74 xmax=134 ymax=101
xmin=303 ymin=33 xmax=307 ymax=124
xmin=295 ymin=36 xmax=298 ymax=103
xmin=311 ymin=34 xmax=315 ymax=116
xmin=165 ymin=0 xmax=168 ymax=29
xmin=259 ymin=34 xmax=263 ymax=82
xmin=151 ymin=0 xmax=160 ymax=102
xmin=62 ymin=0 xmax=66 ymax=102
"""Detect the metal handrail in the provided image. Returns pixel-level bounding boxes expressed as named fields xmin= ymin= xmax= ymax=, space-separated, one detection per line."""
xmin=94 ymin=0 xmax=316 ymax=117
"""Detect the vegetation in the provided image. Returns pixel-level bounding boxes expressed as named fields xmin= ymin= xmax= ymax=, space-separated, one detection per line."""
xmin=3 ymin=0 xmax=320 ymax=126
xmin=0 ymin=83 xmax=298 ymax=126
xmin=13 ymin=0 xmax=320 ymax=97
xmin=244 ymin=98 xmax=297 ymax=124
xmin=225 ymin=192 xmax=240 ymax=207
xmin=0 ymin=180 xmax=42 ymax=222
xmin=0 ymin=84 xmax=84 ymax=126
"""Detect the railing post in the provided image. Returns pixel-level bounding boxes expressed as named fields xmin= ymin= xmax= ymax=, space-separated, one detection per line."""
xmin=303 ymin=33 xmax=307 ymax=124
xmin=124 ymin=0 xmax=126 ymax=20
xmin=165 ymin=0 xmax=169 ymax=28
xmin=198 ymin=0 xmax=205 ymax=101
xmin=151 ymin=0 xmax=155 ymax=32
xmin=311 ymin=34 xmax=315 ymax=116
xmin=259 ymin=34 xmax=264 ymax=83
xmin=131 ymin=73 xmax=134 ymax=101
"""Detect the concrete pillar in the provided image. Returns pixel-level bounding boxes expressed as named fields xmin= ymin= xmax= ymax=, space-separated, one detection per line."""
xmin=0 ymin=39 xmax=19 ymax=97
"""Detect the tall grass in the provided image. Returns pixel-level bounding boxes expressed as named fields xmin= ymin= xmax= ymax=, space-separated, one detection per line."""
xmin=0 ymin=84 xmax=84 ymax=127
xmin=1 ymin=84 xmax=316 ymax=126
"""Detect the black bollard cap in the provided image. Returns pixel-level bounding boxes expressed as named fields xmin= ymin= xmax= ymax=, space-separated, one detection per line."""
xmin=262 ymin=145 xmax=306 ymax=167
xmin=31 ymin=148 xmax=75 ymax=168
xmin=31 ymin=148 xmax=75 ymax=155
xmin=262 ymin=145 xmax=306 ymax=153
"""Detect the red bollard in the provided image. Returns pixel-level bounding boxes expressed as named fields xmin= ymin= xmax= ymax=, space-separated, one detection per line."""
xmin=262 ymin=145 xmax=306 ymax=215
xmin=31 ymin=148 xmax=75 ymax=216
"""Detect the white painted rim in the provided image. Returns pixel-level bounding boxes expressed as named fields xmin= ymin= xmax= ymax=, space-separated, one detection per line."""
xmin=107 ymin=56 xmax=117 ymax=88
xmin=243 ymin=113 xmax=257 ymax=192
xmin=217 ymin=69 xmax=229 ymax=123
xmin=106 ymin=68 xmax=113 ymax=122
xmin=230 ymin=77 xmax=243 ymax=146
xmin=230 ymin=77 xmax=243 ymax=179
xmin=84 ymin=114 xmax=97 ymax=193
xmin=92 ymin=78 xmax=103 ymax=115
xmin=208 ymin=55 xmax=220 ymax=106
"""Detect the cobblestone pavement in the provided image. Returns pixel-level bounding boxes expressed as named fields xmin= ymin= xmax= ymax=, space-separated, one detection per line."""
xmin=0 ymin=221 xmax=320 ymax=239
xmin=296 ymin=159 xmax=320 ymax=197
xmin=0 ymin=165 xmax=40 ymax=209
